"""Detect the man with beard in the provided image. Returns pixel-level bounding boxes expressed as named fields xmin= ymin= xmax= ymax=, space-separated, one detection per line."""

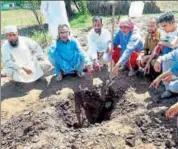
xmin=136 ymin=18 xmax=161 ymax=76
xmin=87 ymin=16 xmax=112 ymax=71
xmin=148 ymin=12 xmax=178 ymax=98
xmin=1 ymin=25 xmax=51 ymax=83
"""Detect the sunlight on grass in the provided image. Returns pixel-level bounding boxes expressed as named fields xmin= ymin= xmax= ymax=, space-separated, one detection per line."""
xmin=70 ymin=13 xmax=93 ymax=30
xmin=1 ymin=9 xmax=45 ymax=32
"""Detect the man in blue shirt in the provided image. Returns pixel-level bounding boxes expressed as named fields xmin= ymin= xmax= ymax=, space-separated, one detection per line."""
xmin=112 ymin=17 xmax=143 ymax=77
xmin=150 ymin=49 xmax=178 ymax=98
xmin=48 ymin=24 xmax=92 ymax=81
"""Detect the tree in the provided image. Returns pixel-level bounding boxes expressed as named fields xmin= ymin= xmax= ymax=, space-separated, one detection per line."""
xmin=64 ymin=0 xmax=74 ymax=19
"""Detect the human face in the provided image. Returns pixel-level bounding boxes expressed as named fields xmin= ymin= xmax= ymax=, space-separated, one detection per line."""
xmin=147 ymin=20 xmax=157 ymax=34
xmin=6 ymin=32 xmax=19 ymax=47
xmin=120 ymin=26 xmax=130 ymax=35
xmin=93 ymin=20 xmax=102 ymax=34
xmin=159 ymin=21 xmax=174 ymax=33
xmin=58 ymin=26 xmax=70 ymax=42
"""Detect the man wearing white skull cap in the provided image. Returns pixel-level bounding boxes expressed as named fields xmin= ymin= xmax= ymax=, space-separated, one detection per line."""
xmin=1 ymin=25 xmax=51 ymax=83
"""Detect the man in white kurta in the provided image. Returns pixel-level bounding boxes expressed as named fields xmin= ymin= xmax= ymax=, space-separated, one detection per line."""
xmin=1 ymin=25 xmax=51 ymax=83
xmin=40 ymin=1 xmax=70 ymax=39
xmin=87 ymin=16 xmax=112 ymax=70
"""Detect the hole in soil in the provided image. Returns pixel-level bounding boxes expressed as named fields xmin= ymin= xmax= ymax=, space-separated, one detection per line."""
xmin=55 ymin=79 xmax=120 ymax=128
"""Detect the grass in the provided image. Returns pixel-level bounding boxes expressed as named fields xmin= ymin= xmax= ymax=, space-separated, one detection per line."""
xmin=1 ymin=1 xmax=178 ymax=32
xmin=156 ymin=1 xmax=178 ymax=11
xmin=30 ymin=30 xmax=53 ymax=47
xmin=1 ymin=9 xmax=45 ymax=32
xmin=70 ymin=13 xmax=93 ymax=30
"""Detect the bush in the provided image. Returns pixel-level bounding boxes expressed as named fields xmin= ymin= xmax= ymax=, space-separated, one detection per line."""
xmin=30 ymin=30 xmax=53 ymax=48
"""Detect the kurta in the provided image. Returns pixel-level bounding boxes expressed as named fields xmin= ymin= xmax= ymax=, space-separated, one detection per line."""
xmin=87 ymin=28 xmax=111 ymax=60
xmin=40 ymin=1 xmax=70 ymax=39
xmin=1 ymin=36 xmax=49 ymax=83
xmin=48 ymin=37 xmax=88 ymax=75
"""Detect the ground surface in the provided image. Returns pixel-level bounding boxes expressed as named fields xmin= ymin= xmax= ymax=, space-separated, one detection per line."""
xmin=1 ymin=15 xmax=178 ymax=149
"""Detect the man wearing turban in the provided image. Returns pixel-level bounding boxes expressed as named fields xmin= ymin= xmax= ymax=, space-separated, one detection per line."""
xmin=112 ymin=17 xmax=144 ymax=77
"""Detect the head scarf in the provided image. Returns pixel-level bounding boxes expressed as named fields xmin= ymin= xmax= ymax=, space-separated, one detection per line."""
xmin=119 ymin=17 xmax=134 ymax=31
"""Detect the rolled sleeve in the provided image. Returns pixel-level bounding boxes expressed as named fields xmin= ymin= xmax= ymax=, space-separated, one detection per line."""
xmin=118 ymin=34 xmax=142 ymax=65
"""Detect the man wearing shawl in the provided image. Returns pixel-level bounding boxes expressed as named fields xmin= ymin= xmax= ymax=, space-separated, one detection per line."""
xmin=1 ymin=25 xmax=51 ymax=83
xmin=48 ymin=24 xmax=92 ymax=81
xmin=112 ymin=17 xmax=144 ymax=77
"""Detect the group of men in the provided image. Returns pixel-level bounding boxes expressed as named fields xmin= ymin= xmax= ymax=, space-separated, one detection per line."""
xmin=1 ymin=12 xmax=178 ymax=118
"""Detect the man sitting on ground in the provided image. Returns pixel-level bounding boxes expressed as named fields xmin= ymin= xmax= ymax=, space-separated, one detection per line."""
xmin=112 ymin=17 xmax=144 ymax=77
xmin=136 ymin=18 xmax=160 ymax=77
xmin=48 ymin=24 xmax=92 ymax=81
xmin=150 ymin=49 xmax=178 ymax=98
xmin=1 ymin=25 xmax=51 ymax=83
xmin=144 ymin=12 xmax=178 ymax=77
xmin=87 ymin=16 xmax=112 ymax=71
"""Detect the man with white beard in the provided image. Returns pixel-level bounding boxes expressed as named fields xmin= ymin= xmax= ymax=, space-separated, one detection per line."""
xmin=40 ymin=1 xmax=70 ymax=40
xmin=1 ymin=25 xmax=51 ymax=83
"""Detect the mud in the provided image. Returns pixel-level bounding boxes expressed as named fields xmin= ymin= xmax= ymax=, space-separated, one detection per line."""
xmin=135 ymin=110 xmax=178 ymax=148
xmin=55 ymin=79 xmax=119 ymax=128
xmin=1 ymin=15 xmax=178 ymax=149
xmin=1 ymin=111 xmax=48 ymax=149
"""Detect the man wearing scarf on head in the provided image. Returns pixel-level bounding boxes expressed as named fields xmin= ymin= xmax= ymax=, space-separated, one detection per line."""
xmin=1 ymin=25 xmax=51 ymax=83
xmin=112 ymin=17 xmax=144 ymax=77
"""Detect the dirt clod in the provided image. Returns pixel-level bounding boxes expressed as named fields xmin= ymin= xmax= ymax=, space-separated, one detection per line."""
xmin=1 ymin=111 xmax=48 ymax=149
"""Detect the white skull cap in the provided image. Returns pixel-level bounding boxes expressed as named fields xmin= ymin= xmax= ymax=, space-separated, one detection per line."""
xmin=4 ymin=25 xmax=18 ymax=34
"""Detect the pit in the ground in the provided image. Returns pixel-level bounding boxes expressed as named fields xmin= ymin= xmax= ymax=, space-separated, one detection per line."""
xmin=55 ymin=82 xmax=119 ymax=128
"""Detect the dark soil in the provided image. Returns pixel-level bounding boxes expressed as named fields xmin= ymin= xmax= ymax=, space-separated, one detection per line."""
xmin=1 ymin=111 xmax=48 ymax=149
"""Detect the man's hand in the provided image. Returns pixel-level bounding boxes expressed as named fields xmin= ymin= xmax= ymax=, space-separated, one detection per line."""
xmin=93 ymin=59 xmax=101 ymax=71
xmin=144 ymin=63 xmax=150 ymax=75
xmin=137 ymin=53 xmax=144 ymax=66
xmin=166 ymin=102 xmax=178 ymax=118
xmin=149 ymin=77 xmax=161 ymax=88
xmin=112 ymin=63 xmax=121 ymax=76
xmin=22 ymin=67 xmax=32 ymax=75
xmin=87 ymin=65 xmax=94 ymax=76
xmin=162 ymin=73 xmax=172 ymax=82
xmin=154 ymin=61 xmax=161 ymax=72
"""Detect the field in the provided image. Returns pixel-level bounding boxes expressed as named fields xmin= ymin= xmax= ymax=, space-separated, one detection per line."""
xmin=1 ymin=1 xmax=178 ymax=149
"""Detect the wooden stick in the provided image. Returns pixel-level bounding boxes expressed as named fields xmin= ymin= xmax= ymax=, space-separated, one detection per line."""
xmin=109 ymin=4 xmax=115 ymax=74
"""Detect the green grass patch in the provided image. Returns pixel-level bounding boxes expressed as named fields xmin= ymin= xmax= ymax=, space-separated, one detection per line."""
xmin=70 ymin=13 xmax=93 ymax=30
xmin=1 ymin=9 xmax=45 ymax=31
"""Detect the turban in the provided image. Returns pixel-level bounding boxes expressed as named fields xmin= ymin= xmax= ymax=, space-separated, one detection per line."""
xmin=119 ymin=17 xmax=134 ymax=31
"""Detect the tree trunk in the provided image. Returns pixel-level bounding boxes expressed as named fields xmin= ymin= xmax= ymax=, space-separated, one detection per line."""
xmin=64 ymin=0 xmax=74 ymax=19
